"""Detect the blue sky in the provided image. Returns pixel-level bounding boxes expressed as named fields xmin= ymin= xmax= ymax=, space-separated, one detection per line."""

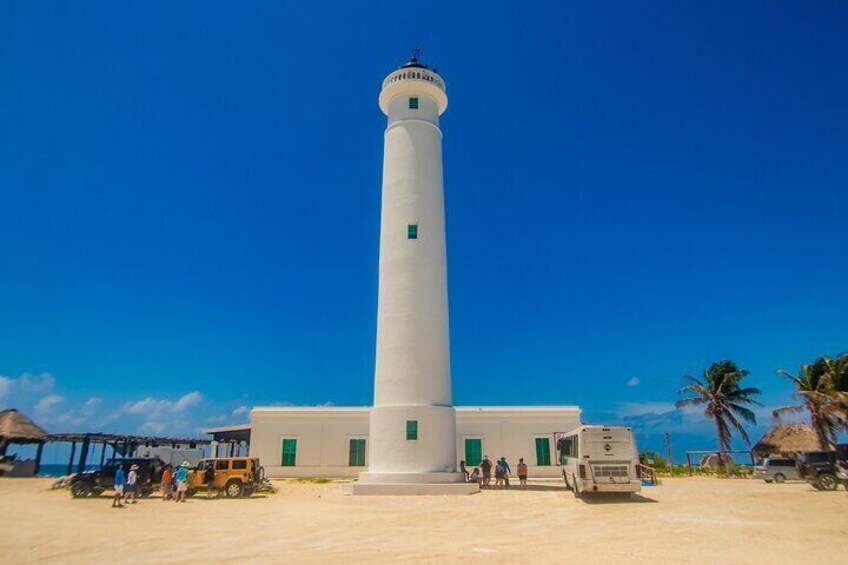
xmin=1 ymin=2 xmax=846 ymax=463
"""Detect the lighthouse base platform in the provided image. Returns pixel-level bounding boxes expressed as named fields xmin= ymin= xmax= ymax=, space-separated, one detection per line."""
xmin=343 ymin=482 xmax=479 ymax=496
xmin=343 ymin=471 xmax=478 ymax=495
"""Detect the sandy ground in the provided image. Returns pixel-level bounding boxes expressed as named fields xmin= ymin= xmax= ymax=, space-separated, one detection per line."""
xmin=1 ymin=477 xmax=846 ymax=564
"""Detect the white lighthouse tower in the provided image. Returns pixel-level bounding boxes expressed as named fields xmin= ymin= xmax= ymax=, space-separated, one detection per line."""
xmin=346 ymin=53 xmax=477 ymax=495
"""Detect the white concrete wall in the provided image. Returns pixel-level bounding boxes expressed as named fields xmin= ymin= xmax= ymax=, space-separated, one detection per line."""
xmin=252 ymin=406 xmax=580 ymax=479
xmin=456 ymin=407 xmax=581 ymax=479
xmin=251 ymin=408 xmax=370 ymax=478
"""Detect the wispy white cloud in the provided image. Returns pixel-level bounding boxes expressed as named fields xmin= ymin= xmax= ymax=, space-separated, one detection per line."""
xmin=35 ymin=393 xmax=64 ymax=415
xmin=18 ymin=372 xmax=55 ymax=394
xmin=0 ymin=376 xmax=12 ymax=400
xmin=80 ymin=397 xmax=102 ymax=418
xmin=174 ymin=391 xmax=202 ymax=411
xmin=626 ymin=376 xmax=641 ymax=387
xmin=232 ymin=405 xmax=250 ymax=418
xmin=616 ymin=401 xmax=677 ymax=417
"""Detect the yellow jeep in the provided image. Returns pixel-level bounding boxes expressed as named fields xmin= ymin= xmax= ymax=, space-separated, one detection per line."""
xmin=188 ymin=457 xmax=264 ymax=498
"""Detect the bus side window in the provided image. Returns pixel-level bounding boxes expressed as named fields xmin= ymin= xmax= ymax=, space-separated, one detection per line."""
xmin=557 ymin=436 xmax=577 ymax=463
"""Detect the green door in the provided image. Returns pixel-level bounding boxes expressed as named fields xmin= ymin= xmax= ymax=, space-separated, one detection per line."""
xmin=465 ymin=438 xmax=482 ymax=467
xmin=349 ymin=439 xmax=366 ymax=467
xmin=281 ymin=439 xmax=297 ymax=466
xmin=535 ymin=437 xmax=551 ymax=466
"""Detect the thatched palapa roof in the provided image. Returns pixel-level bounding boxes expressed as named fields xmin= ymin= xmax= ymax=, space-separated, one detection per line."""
xmin=752 ymin=423 xmax=826 ymax=458
xmin=0 ymin=409 xmax=48 ymax=443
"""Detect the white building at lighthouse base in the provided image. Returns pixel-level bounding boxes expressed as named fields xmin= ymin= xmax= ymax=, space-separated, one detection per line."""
xmin=206 ymin=405 xmax=580 ymax=493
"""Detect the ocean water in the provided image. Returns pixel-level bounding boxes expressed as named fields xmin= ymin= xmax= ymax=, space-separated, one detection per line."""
xmin=37 ymin=463 xmax=100 ymax=477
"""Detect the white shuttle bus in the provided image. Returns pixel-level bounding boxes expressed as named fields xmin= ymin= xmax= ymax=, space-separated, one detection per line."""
xmin=556 ymin=425 xmax=642 ymax=496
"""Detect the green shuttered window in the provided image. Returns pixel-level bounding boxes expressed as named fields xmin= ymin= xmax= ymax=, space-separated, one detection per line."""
xmin=281 ymin=438 xmax=297 ymax=466
xmin=535 ymin=437 xmax=551 ymax=466
xmin=406 ymin=420 xmax=418 ymax=441
xmin=408 ymin=224 xmax=418 ymax=239
xmin=409 ymin=97 xmax=419 ymax=109
xmin=349 ymin=439 xmax=366 ymax=467
xmin=464 ymin=438 xmax=482 ymax=467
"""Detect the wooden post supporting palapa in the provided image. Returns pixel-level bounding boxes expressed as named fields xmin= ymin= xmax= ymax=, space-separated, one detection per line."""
xmin=77 ymin=434 xmax=91 ymax=473
xmin=67 ymin=441 xmax=77 ymax=475
xmin=34 ymin=442 xmax=44 ymax=476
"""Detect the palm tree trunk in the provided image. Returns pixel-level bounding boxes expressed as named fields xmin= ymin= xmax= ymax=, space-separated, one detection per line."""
xmin=811 ymin=414 xmax=830 ymax=450
xmin=715 ymin=419 xmax=729 ymax=472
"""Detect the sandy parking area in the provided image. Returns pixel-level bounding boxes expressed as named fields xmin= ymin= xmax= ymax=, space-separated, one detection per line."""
xmin=1 ymin=477 xmax=846 ymax=564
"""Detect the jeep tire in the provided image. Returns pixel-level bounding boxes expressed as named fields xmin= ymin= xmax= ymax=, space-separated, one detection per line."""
xmin=773 ymin=473 xmax=786 ymax=484
xmin=71 ymin=481 xmax=93 ymax=498
xmin=816 ymin=472 xmax=838 ymax=491
xmin=225 ymin=480 xmax=243 ymax=498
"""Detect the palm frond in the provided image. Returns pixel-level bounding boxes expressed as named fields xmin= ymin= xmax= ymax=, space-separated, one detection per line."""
xmin=772 ymin=404 xmax=803 ymax=418
xmin=675 ymin=397 xmax=707 ymax=408
xmin=724 ymin=411 xmax=751 ymax=446
xmin=728 ymin=403 xmax=757 ymax=424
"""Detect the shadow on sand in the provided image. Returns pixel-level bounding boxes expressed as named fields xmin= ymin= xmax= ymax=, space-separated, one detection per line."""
xmin=61 ymin=492 xmax=270 ymax=503
xmin=480 ymin=484 xmax=570 ymax=492
xmin=577 ymin=492 xmax=658 ymax=504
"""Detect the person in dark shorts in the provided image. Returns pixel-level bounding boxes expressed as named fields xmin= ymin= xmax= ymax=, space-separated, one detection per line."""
xmin=204 ymin=462 xmax=216 ymax=499
xmin=499 ymin=457 xmax=511 ymax=488
xmin=161 ymin=465 xmax=174 ymax=501
xmin=480 ymin=456 xmax=493 ymax=488
xmin=517 ymin=458 xmax=528 ymax=487
xmin=494 ymin=460 xmax=506 ymax=488
xmin=124 ymin=464 xmax=138 ymax=504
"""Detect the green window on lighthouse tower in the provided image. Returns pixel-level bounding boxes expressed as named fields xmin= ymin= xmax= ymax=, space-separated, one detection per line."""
xmin=408 ymin=97 xmax=419 ymax=109
xmin=406 ymin=420 xmax=418 ymax=440
xmin=407 ymin=224 xmax=418 ymax=239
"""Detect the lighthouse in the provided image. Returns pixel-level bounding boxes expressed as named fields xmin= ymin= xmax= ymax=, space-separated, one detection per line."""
xmin=346 ymin=53 xmax=477 ymax=495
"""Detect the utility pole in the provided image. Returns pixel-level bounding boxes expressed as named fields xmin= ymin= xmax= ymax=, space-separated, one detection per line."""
xmin=665 ymin=432 xmax=673 ymax=472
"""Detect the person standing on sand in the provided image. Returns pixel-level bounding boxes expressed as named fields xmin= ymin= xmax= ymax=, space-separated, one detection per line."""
xmin=204 ymin=462 xmax=216 ymax=499
xmin=112 ymin=464 xmax=126 ymax=508
xmin=499 ymin=457 xmax=511 ymax=488
xmin=174 ymin=461 xmax=189 ymax=503
xmin=459 ymin=460 xmax=469 ymax=482
xmin=517 ymin=458 xmax=528 ymax=487
xmin=161 ymin=465 xmax=174 ymax=501
xmin=494 ymin=459 xmax=506 ymax=488
xmin=480 ymin=456 xmax=493 ymax=488
xmin=125 ymin=464 xmax=138 ymax=504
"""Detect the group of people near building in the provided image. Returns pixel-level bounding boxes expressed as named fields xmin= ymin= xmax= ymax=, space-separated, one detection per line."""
xmin=111 ymin=461 xmax=194 ymax=508
xmin=158 ymin=461 xmax=194 ymax=502
xmin=460 ymin=456 xmax=529 ymax=488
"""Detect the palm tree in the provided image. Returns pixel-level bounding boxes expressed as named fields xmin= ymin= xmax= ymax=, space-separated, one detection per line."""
xmin=676 ymin=360 xmax=762 ymax=469
xmin=773 ymin=357 xmax=834 ymax=449
xmin=819 ymin=353 xmax=848 ymax=430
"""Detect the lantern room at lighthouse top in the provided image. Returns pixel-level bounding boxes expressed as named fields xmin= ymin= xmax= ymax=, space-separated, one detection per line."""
xmin=378 ymin=53 xmax=448 ymax=118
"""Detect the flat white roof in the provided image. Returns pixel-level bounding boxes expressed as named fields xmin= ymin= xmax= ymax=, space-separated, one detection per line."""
xmin=251 ymin=405 xmax=579 ymax=412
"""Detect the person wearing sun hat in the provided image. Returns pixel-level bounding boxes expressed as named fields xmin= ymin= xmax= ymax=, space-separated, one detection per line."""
xmin=174 ymin=461 xmax=190 ymax=503
xmin=124 ymin=464 xmax=139 ymax=504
